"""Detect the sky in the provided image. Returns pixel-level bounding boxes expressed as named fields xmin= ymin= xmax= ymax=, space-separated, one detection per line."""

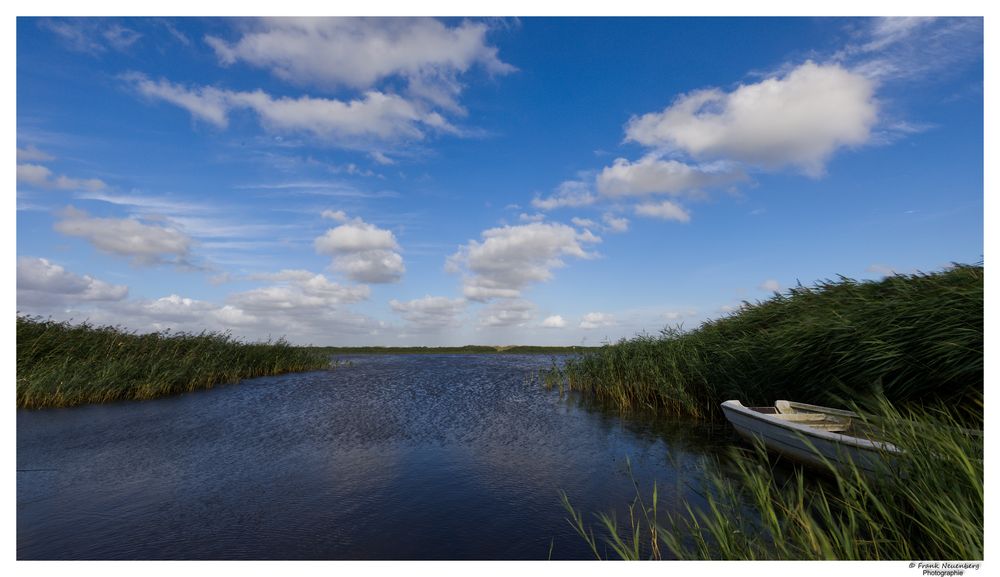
xmin=14 ymin=15 xmax=985 ymax=346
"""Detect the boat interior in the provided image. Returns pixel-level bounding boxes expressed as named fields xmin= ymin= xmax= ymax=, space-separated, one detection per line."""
xmin=748 ymin=401 xmax=854 ymax=433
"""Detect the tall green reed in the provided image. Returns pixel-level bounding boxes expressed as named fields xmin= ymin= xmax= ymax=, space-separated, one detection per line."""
xmin=548 ymin=264 xmax=983 ymax=419
xmin=561 ymin=398 xmax=983 ymax=560
xmin=17 ymin=315 xmax=332 ymax=409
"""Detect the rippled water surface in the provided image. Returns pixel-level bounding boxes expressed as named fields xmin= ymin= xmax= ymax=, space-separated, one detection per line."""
xmin=18 ymin=354 xmax=738 ymax=559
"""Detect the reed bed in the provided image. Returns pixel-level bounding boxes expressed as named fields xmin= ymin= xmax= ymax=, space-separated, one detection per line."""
xmin=17 ymin=315 xmax=332 ymax=409
xmin=561 ymin=397 xmax=983 ymax=560
xmin=547 ymin=264 xmax=983 ymax=419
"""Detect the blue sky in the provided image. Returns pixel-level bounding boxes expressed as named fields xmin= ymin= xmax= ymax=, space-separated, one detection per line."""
xmin=15 ymin=16 xmax=984 ymax=346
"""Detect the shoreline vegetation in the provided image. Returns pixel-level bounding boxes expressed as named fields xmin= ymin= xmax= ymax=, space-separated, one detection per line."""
xmin=16 ymin=316 xmax=331 ymax=409
xmin=544 ymin=263 xmax=983 ymax=421
xmin=548 ymin=263 xmax=983 ymax=560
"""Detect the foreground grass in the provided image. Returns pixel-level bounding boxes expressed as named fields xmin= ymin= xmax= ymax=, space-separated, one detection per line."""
xmin=17 ymin=316 xmax=331 ymax=409
xmin=562 ymin=398 xmax=983 ymax=560
xmin=547 ymin=264 xmax=983 ymax=419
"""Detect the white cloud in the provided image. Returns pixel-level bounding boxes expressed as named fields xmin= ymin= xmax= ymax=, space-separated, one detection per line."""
xmin=125 ymin=74 xmax=455 ymax=145
xmin=53 ymin=206 xmax=193 ymax=266
xmin=580 ymin=312 xmax=615 ymax=330
xmin=759 ymin=279 xmax=781 ymax=292
xmin=448 ymin=222 xmax=600 ymax=302
xmin=571 ymin=214 xmax=629 ymax=234
xmin=531 ymin=180 xmax=597 ymax=210
xmin=602 ymin=213 xmax=629 ymax=233
xmin=478 ymin=299 xmax=535 ymax=328
xmin=314 ymin=214 xmax=405 ymax=283
xmin=231 ymin=270 xmax=370 ymax=311
xmin=17 ymin=145 xmax=55 ymax=162
xmin=204 ymin=17 xmax=513 ymax=110
xmin=597 ymin=156 xmax=745 ymax=197
xmin=664 ymin=309 xmax=697 ymax=321
xmin=624 ymin=61 xmax=878 ymax=176
xmin=841 ymin=18 xmax=982 ymax=84
xmin=518 ymin=212 xmax=546 ymax=223
xmin=390 ymin=295 xmax=466 ymax=329
xmin=17 ymin=163 xmax=106 ymax=191
xmin=40 ymin=18 xmax=142 ymax=55
xmin=22 ymin=267 xmax=385 ymax=345
xmin=634 ymin=200 xmax=691 ymax=222
xmin=17 ymin=257 xmax=128 ymax=309
xmin=125 ymin=73 xmax=231 ymax=127
xmin=541 ymin=315 xmax=566 ymax=328
xmin=321 ymin=209 xmax=350 ymax=222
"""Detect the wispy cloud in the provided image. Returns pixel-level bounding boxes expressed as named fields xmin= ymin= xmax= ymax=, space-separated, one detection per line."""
xmin=40 ymin=18 xmax=142 ymax=55
xmin=837 ymin=17 xmax=983 ymax=83
xmin=17 ymin=163 xmax=106 ymax=192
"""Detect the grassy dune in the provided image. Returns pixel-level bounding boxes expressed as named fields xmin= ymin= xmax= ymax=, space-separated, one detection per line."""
xmin=16 ymin=316 xmax=331 ymax=409
xmin=547 ymin=264 xmax=983 ymax=419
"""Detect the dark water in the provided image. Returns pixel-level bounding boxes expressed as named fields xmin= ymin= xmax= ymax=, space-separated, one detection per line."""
xmin=17 ymin=354 xmax=739 ymax=560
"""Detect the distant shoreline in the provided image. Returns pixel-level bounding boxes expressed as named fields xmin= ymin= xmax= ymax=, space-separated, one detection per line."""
xmin=307 ymin=345 xmax=598 ymax=355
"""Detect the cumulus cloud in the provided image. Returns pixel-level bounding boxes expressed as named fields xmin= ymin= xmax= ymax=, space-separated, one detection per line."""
xmin=531 ymin=180 xmax=597 ymax=210
xmin=314 ymin=214 xmax=405 ymax=283
xmin=53 ymin=206 xmax=193 ymax=266
xmin=634 ymin=200 xmax=691 ymax=222
xmin=759 ymin=279 xmax=781 ymax=292
xmin=448 ymin=222 xmax=600 ymax=302
xmin=390 ymin=295 xmax=466 ymax=330
xmin=232 ymin=269 xmax=370 ymax=311
xmin=579 ymin=312 xmax=615 ymax=330
xmin=624 ymin=61 xmax=878 ymax=176
xmin=541 ymin=315 xmax=566 ymax=328
xmin=204 ymin=17 xmax=513 ymax=111
xmin=17 ymin=257 xmax=128 ymax=309
xmin=17 ymin=163 xmax=106 ymax=191
xmin=478 ymin=299 xmax=535 ymax=328
xmin=125 ymin=73 xmax=456 ymax=145
xmin=597 ymin=156 xmax=746 ymax=197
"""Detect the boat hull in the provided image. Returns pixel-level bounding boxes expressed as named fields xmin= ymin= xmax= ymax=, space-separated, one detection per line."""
xmin=720 ymin=400 xmax=899 ymax=474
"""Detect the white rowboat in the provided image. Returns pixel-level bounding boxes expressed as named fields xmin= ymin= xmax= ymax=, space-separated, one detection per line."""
xmin=720 ymin=399 xmax=902 ymax=474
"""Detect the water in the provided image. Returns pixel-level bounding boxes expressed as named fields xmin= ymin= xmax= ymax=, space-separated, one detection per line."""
xmin=17 ymin=354 xmax=739 ymax=560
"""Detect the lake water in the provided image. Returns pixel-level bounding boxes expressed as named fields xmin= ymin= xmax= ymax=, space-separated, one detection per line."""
xmin=17 ymin=354 xmax=739 ymax=560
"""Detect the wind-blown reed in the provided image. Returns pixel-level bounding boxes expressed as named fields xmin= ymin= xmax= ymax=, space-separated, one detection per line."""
xmin=17 ymin=316 xmax=331 ymax=409
xmin=562 ymin=397 xmax=983 ymax=560
xmin=547 ymin=264 xmax=983 ymax=419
